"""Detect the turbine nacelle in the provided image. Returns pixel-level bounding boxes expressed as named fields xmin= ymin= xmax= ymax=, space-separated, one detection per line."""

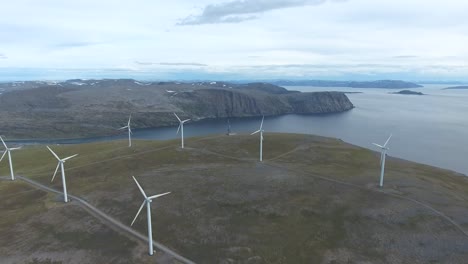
xmin=118 ymin=127 xmax=133 ymax=135
xmin=250 ymin=130 xmax=261 ymax=135
xmin=130 ymin=176 xmax=171 ymax=226
xmin=0 ymin=148 xmax=21 ymax=162
xmin=118 ymin=115 xmax=133 ymax=132
xmin=174 ymin=113 xmax=190 ymax=149
xmin=0 ymin=136 xmax=21 ymax=153
xmin=174 ymin=113 xmax=191 ymax=135
xmin=251 ymin=116 xmax=265 ymax=134
xmin=372 ymin=134 xmax=392 ymax=151
xmin=47 ymin=146 xmax=78 ymax=182
xmin=174 ymin=113 xmax=190 ymax=124
xmin=372 ymin=143 xmax=389 ymax=151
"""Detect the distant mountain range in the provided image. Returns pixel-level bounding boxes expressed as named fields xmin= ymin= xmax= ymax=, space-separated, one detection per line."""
xmin=270 ymin=80 xmax=423 ymax=89
xmin=442 ymin=86 xmax=468 ymax=90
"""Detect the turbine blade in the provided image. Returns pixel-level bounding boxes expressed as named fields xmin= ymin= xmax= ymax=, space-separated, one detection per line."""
xmin=118 ymin=126 xmax=128 ymax=130
xmin=8 ymin=147 xmax=22 ymax=151
xmin=131 ymin=200 xmax=146 ymax=226
xmin=251 ymin=130 xmax=260 ymax=135
xmin=260 ymin=115 xmax=264 ymax=130
xmin=372 ymin=143 xmax=384 ymax=148
xmin=176 ymin=124 xmax=181 ymax=135
xmin=182 ymin=119 xmax=191 ymax=123
xmin=0 ymin=136 xmax=7 ymax=149
xmin=47 ymin=146 xmax=61 ymax=161
xmin=51 ymin=162 xmax=60 ymax=182
xmin=132 ymin=176 xmax=148 ymax=199
xmin=129 ymin=128 xmax=133 ymax=135
xmin=0 ymin=151 xmax=6 ymax=163
xmin=62 ymin=154 xmax=78 ymax=161
xmin=383 ymin=134 xmax=393 ymax=147
xmin=148 ymin=192 xmax=171 ymax=200
xmin=174 ymin=113 xmax=181 ymax=122
xmin=128 ymin=115 xmax=131 ymax=126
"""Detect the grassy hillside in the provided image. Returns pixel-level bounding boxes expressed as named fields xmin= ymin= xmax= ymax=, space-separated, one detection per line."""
xmin=1 ymin=133 xmax=467 ymax=263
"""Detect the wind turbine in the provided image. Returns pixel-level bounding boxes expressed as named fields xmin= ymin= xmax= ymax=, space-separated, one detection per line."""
xmin=174 ymin=113 xmax=190 ymax=149
xmin=372 ymin=134 xmax=392 ymax=188
xmin=47 ymin=146 xmax=78 ymax=203
xmin=251 ymin=116 xmax=265 ymax=162
xmin=118 ymin=115 xmax=133 ymax=147
xmin=0 ymin=136 xmax=21 ymax=181
xmin=130 ymin=176 xmax=171 ymax=256
xmin=227 ymin=119 xmax=231 ymax=135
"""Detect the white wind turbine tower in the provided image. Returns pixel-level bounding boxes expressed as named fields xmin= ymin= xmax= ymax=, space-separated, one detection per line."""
xmin=372 ymin=134 xmax=392 ymax=188
xmin=0 ymin=136 xmax=21 ymax=181
xmin=47 ymin=146 xmax=78 ymax=203
xmin=130 ymin=176 xmax=171 ymax=256
xmin=118 ymin=115 xmax=133 ymax=147
xmin=251 ymin=116 xmax=265 ymax=162
xmin=174 ymin=113 xmax=190 ymax=149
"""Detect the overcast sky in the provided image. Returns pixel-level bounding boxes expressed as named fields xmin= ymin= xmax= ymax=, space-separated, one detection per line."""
xmin=1 ymin=0 xmax=468 ymax=81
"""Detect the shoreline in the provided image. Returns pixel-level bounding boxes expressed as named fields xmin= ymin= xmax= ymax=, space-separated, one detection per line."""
xmin=7 ymin=131 xmax=467 ymax=178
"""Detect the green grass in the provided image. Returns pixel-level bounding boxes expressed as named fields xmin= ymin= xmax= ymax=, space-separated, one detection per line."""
xmin=1 ymin=133 xmax=468 ymax=263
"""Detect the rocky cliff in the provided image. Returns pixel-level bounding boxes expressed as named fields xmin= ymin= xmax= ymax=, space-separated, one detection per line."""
xmin=0 ymin=80 xmax=354 ymax=138
xmin=173 ymin=89 xmax=353 ymax=118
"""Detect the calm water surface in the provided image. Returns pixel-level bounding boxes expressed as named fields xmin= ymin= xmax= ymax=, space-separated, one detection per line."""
xmin=13 ymin=84 xmax=468 ymax=175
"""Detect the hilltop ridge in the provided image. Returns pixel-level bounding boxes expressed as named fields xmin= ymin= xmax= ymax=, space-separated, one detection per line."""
xmin=0 ymin=79 xmax=354 ymax=139
xmin=1 ymin=134 xmax=467 ymax=263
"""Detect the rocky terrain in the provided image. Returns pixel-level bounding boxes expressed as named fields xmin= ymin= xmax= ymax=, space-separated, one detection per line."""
xmin=0 ymin=79 xmax=354 ymax=139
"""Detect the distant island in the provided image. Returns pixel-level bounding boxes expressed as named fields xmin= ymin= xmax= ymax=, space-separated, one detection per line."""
xmin=271 ymin=80 xmax=423 ymax=89
xmin=390 ymin=90 xmax=425 ymax=95
xmin=442 ymin=86 xmax=468 ymax=90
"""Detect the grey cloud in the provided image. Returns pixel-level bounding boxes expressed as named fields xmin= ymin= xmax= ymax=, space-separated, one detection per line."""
xmin=53 ymin=41 xmax=103 ymax=48
xmin=228 ymin=63 xmax=409 ymax=75
xmin=159 ymin=62 xmax=208 ymax=66
xmin=135 ymin=61 xmax=208 ymax=67
xmin=178 ymin=0 xmax=345 ymax=25
xmin=238 ymin=63 xmax=398 ymax=69
xmin=134 ymin=61 xmax=154 ymax=66
xmin=393 ymin=55 xmax=419 ymax=59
